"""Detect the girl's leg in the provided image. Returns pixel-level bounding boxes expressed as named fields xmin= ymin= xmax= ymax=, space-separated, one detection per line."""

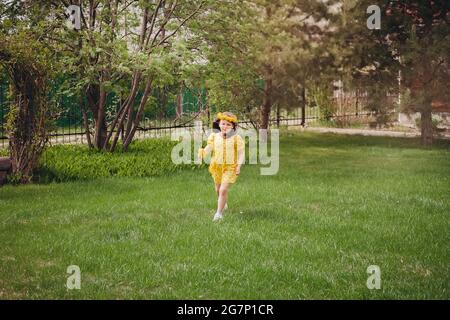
xmin=215 ymin=183 xmax=221 ymax=197
xmin=215 ymin=183 xmax=227 ymax=209
xmin=217 ymin=182 xmax=229 ymax=214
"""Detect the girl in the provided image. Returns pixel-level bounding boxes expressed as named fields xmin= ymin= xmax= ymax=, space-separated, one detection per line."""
xmin=198 ymin=112 xmax=245 ymax=221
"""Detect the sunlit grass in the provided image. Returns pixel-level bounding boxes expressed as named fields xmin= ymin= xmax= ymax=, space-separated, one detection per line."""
xmin=0 ymin=131 xmax=449 ymax=299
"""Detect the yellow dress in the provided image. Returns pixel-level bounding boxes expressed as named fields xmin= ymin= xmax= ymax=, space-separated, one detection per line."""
xmin=206 ymin=132 xmax=244 ymax=184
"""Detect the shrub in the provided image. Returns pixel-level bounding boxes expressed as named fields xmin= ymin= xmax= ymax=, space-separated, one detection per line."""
xmin=35 ymin=138 xmax=204 ymax=182
xmin=415 ymin=116 xmax=445 ymax=135
xmin=309 ymin=87 xmax=335 ymax=121
xmin=0 ymin=148 xmax=8 ymax=157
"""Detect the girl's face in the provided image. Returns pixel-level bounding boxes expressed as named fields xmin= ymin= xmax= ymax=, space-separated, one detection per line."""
xmin=219 ymin=119 xmax=233 ymax=134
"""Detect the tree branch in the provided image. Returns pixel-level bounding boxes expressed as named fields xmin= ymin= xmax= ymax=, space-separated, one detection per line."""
xmin=149 ymin=0 xmax=205 ymax=52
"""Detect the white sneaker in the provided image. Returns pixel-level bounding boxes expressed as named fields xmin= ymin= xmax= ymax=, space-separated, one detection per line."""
xmin=213 ymin=212 xmax=223 ymax=222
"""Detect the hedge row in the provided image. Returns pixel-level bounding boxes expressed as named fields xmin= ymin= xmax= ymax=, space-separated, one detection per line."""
xmin=36 ymin=138 xmax=203 ymax=182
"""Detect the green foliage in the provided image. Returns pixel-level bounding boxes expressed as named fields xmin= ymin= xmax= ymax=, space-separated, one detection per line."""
xmin=340 ymin=0 xmax=450 ymax=145
xmin=0 ymin=15 xmax=60 ymax=182
xmin=197 ymin=0 xmax=338 ymax=125
xmin=36 ymin=138 xmax=202 ymax=182
xmin=309 ymin=86 xmax=334 ymax=121
xmin=4 ymin=172 xmax=24 ymax=185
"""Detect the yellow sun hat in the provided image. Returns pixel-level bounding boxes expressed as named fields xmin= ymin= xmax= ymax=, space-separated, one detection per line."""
xmin=216 ymin=112 xmax=238 ymax=124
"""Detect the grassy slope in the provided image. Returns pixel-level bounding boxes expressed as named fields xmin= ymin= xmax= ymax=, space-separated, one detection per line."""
xmin=0 ymin=131 xmax=449 ymax=299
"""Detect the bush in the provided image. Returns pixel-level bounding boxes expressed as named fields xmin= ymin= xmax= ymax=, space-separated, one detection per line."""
xmin=415 ymin=116 xmax=446 ymax=135
xmin=309 ymin=87 xmax=335 ymax=121
xmin=312 ymin=116 xmax=368 ymax=129
xmin=0 ymin=148 xmax=8 ymax=157
xmin=35 ymin=138 xmax=203 ymax=182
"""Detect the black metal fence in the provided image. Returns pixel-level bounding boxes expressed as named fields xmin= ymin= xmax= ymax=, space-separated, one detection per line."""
xmin=0 ymin=74 xmax=396 ymax=149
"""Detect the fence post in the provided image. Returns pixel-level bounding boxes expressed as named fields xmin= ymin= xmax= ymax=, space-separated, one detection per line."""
xmin=301 ymin=88 xmax=306 ymax=127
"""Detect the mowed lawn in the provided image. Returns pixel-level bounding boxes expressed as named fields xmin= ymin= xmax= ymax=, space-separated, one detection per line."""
xmin=0 ymin=131 xmax=449 ymax=299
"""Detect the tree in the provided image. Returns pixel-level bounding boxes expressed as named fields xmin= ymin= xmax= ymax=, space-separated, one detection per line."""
xmin=197 ymin=0 xmax=338 ymax=129
xmin=340 ymin=0 xmax=450 ymax=145
xmin=390 ymin=1 xmax=450 ymax=145
xmin=0 ymin=3 xmax=59 ymax=182
xmin=53 ymin=0 xmax=209 ymax=151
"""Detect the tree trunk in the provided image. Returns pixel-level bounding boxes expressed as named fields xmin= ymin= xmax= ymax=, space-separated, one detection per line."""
xmin=260 ymin=68 xmax=273 ymax=130
xmin=276 ymin=104 xmax=280 ymax=128
xmin=176 ymin=88 xmax=183 ymax=119
xmin=80 ymin=98 xmax=93 ymax=149
xmin=122 ymin=77 xmax=153 ymax=151
xmin=300 ymin=87 xmax=306 ymax=127
xmin=420 ymin=107 xmax=433 ymax=146
xmin=95 ymin=118 xmax=108 ymax=149
xmin=86 ymin=84 xmax=108 ymax=149
xmin=108 ymin=72 xmax=142 ymax=151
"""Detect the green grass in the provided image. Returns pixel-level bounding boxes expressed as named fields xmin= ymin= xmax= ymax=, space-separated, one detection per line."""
xmin=0 ymin=131 xmax=449 ymax=299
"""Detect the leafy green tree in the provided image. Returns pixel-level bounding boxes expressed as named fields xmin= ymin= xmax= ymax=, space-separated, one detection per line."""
xmin=195 ymin=0 xmax=338 ymax=129
xmin=392 ymin=1 xmax=450 ymax=145
xmin=0 ymin=2 xmax=60 ymax=183
xmin=49 ymin=0 xmax=209 ymax=151
xmin=339 ymin=0 xmax=450 ymax=145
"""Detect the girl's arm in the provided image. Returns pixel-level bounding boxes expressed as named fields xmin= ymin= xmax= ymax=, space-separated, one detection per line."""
xmin=236 ymin=148 xmax=244 ymax=175
xmin=198 ymin=145 xmax=211 ymax=161
xmin=203 ymin=145 xmax=213 ymax=156
xmin=198 ymin=133 xmax=214 ymax=161
xmin=235 ymin=135 xmax=245 ymax=175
